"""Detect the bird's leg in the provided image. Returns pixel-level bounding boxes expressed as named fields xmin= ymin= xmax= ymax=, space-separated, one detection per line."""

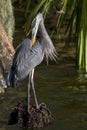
xmin=31 ymin=69 xmax=39 ymax=109
xmin=27 ymin=72 xmax=31 ymax=113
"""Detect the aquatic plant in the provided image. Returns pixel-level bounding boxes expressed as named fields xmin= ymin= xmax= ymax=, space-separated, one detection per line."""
xmin=56 ymin=0 xmax=87 ymax=72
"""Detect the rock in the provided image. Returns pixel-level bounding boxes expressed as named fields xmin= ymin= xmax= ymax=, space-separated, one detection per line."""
xmin=0 ymin=23 xmax=15 ymax=71
xmin=8 ymin=98 xmax=53 ymax=128
xmin=0 ymin=67 xmax=7 ymax=93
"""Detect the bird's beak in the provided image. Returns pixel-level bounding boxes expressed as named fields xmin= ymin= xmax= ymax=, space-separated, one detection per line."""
xmin=30 ymin=22 xmax=39 ymax=47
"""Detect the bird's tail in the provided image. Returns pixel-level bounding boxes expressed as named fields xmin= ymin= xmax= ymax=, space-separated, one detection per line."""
xmin=7 ymin=69 xmax=17 ymax=87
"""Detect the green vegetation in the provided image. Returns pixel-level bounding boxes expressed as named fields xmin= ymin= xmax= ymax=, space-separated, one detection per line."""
xmin=77 ymin=0 xmax=87 ymax=72
xmin=56 ymin=0 xmax=87 ymax=72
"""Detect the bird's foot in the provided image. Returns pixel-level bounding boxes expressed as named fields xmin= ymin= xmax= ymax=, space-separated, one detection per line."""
xmin=36 ymin=103 xmax=46 ymax=110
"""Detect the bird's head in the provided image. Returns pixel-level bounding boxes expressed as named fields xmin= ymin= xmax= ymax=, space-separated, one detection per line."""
xmin=30 ymin=13 xmax=43 ymax=47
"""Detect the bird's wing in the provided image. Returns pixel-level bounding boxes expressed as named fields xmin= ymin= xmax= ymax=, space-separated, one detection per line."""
xmin=12 ymin=38 xmax=44 ymax=81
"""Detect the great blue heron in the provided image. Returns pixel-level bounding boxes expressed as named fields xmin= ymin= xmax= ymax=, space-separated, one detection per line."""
xmin=8 ymin=13 xmax=57 ymax=113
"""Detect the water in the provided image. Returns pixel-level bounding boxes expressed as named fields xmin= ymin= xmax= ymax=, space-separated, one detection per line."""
xmin=0 ymin=61 xmax=87 ymax=130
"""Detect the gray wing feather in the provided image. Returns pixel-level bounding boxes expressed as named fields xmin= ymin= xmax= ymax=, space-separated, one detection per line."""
xmin=13 ymin=38 xmax=44 ymax=81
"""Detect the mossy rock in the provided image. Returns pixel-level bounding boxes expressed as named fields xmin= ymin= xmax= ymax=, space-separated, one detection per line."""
xmin=8 ymin=98 xmax=53 ymax=128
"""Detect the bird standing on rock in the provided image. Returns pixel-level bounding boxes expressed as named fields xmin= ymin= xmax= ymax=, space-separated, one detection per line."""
xmin=8 ymin=13 xmax=57 ymax=113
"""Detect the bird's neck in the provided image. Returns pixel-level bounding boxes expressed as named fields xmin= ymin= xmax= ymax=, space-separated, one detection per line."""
xmin=38 ymin=20 xmax=57 ymax=63
xmin=39 ymin=22 xmax=49 ymax=39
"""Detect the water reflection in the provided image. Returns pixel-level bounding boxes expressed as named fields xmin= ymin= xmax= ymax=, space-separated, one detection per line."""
xmin=0 ymin=62 xmax=87 ymax=130
xmin=77 ymin=70 xmax=87 ymax=83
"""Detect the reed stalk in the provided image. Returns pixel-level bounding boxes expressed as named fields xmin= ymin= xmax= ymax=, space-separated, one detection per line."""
xmin=77 ymin=0 xmax=87 ymax=72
